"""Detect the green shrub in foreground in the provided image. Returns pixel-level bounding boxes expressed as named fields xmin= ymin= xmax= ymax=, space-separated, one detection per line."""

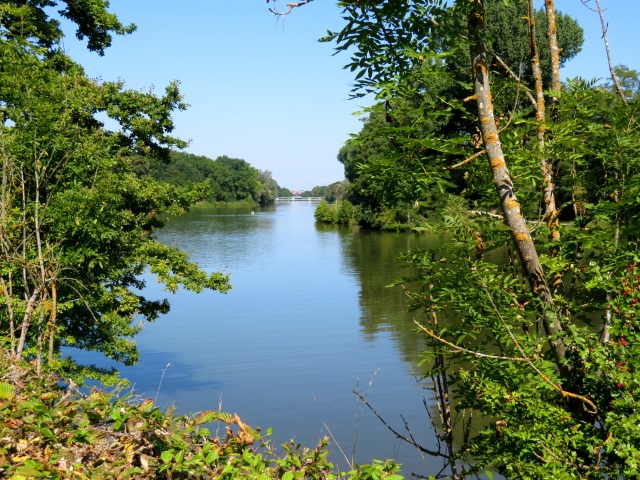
xmin=0 ymin=350 xmax=404 ymax=479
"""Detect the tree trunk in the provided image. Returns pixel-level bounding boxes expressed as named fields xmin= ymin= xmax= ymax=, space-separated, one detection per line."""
xmin=468 ymin=0 xmax=568 ymax=371
xmin=593 ymin=0 xmax=627 ymax=104
xmin=542 ymin=0 xmax=560 ymax=240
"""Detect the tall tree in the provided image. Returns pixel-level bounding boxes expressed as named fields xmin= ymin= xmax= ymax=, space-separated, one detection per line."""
xmin=271 ymin=0 xmax=640 ymax=476
xmin=0 ymin=2 xmax=230 ymax=379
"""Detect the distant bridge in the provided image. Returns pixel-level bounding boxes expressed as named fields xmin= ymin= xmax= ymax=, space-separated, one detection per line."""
xmin=275 ymin=196 xmax=324 ymax=202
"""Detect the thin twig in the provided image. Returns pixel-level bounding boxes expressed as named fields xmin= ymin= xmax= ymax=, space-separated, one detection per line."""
xmin=450 ymin=150 xmax=485 ymax=169
xmin=322 ymin=422 xmax=352 ymax=470
xmin=353 ymin=390 xmax=447 ymax=458
xmin=268 ymin=0 xmax=315 ymax=16
xmin=415 ymin=321 xmax=527 ymax=361
xmin=155 ymin=363 xmax=172 ymax=404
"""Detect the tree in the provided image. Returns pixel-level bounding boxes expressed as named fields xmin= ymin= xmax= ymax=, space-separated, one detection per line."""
xmin=273 ymin=0 xmax=640 ymax=477
xmin=215 ymin=155 xmax=259 ymax=202
xmin=330 ymin=0 xmax=583 ymax=230
xmin=278 ymin=186 xmax=293 ymax=197
xmin=0 ymin=2 xmax=230 ymax=379
xmin=255 ymin=169 xmax=280 ymax=206
xmin=313 ymin=199 xmax=336 ymax=223
xmin=605 ymin=64 xmax=640 ymax=101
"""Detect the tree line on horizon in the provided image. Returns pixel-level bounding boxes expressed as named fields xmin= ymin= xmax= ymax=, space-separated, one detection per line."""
xmin=133 ymin=151 xmax=292 ymax=206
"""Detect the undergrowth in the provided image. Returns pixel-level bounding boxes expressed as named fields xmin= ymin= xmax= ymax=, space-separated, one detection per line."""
xmin=0 ymin=349 xmax=404 ymax=479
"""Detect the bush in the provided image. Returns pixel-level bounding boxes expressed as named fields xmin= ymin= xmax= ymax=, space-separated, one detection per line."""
xmin=315 ymin=199 xmax=337 ymax=223
xmin=336 ymin=199 xmax=355 ymax=224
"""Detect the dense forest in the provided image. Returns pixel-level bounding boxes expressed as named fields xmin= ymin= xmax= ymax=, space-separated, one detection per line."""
xmin=132 ymin=151 xmax=290 ymax=206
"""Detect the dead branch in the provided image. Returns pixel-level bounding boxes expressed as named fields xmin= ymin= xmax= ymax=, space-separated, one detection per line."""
xmin=492 ymin=54 xmax=537 ymax=109
xmin=268 ymin=0 xmax=315 ymax=16
xmin=450 ymin=149 xmax=485 ymax=169
xmin=589 ymin=0 xmax=628 ymax=104
xmin=352 ymin=389 xmax=447 ymax=458
xmin=415 ymin=320 xmax=527 ymax=362
xmin=469 ymin=210 xmax=503 ymax=220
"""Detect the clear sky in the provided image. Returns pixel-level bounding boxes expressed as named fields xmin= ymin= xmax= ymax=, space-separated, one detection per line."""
xmin=61 ymin=0 xmax=639 ymax=191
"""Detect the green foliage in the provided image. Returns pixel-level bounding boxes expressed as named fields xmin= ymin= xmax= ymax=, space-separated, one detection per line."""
xmin=147 ymin=151 xmax=285 ymax=205
xmin=314 ymin=199 xmax=337 ymax=223
xmin=0 ymin=2 xmax=230 ymax=376
xmin=605 ymin=64 xmax=640 ymax=101
xmin=336 ymin=199 xmax=355 ymax=225
xmin=385 ymin=67 xmax=640 ymax=480
xmin=0 ymin=351 xmax=405 ymax=479
xmin=0 ymin=0 xmax=136 ymax=55
xmin=321 ymin=0 xmax=640 ymax=476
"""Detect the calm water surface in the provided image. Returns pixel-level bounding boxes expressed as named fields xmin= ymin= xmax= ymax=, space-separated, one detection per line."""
xmin=78 ymin=201 xmax=454 ymax=476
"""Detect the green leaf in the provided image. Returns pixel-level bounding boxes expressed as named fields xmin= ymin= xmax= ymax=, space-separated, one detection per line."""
xmin=0 ymin=382 xmax=14 ymax=399
xmin=160 ymin=450 xmax=173 ymax=463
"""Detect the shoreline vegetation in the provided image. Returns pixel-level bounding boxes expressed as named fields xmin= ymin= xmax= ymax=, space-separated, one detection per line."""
xmin=0 ymin=349 xmax=402 ymax=479
xmin=5 ymin=0 xmax=640 ymax=477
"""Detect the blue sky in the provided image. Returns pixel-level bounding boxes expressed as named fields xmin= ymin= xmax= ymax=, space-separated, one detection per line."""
xmin=62 ymin=1 xmax=639 ymax=190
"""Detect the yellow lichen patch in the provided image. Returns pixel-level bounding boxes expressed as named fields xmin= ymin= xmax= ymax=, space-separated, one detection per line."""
xmin=484 ymin=132 xmax=498 ymax=143
xmin=481 ymin=117 xmax=490 ymax=124
xmin=475 ymin=61 xmax=487 ymax=74
xmin=487 ymin=92 xmax=493 ymax=103
xmin=490 ymin=157 xmax=504 ymax=169
xmin=505 ymin=198 xmax=520 ymax=210
xmin=515 ymin=233 xmax=529 ymax=242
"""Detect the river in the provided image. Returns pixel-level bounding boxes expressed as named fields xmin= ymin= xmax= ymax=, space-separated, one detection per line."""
xmin=73 ymin=201 xmax=453 ymax=477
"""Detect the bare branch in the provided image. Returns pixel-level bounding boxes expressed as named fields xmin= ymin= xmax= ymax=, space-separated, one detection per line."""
xmin=469 ymin=210 xmax=503 ymax=220
xmin=268 ymin=0 xmax=315 ymax=16
xmin=352 ymin=390 xmax=448 ymax=458
xmin=415 ymin=320 xmax=527 ymax=361
xmin=590 ymin=0 xmax=628 ymax=104
xmin=492 ymin=53 xmax=537 ymax=109
xmin=450 ymin=149 xmax=485 ymax=169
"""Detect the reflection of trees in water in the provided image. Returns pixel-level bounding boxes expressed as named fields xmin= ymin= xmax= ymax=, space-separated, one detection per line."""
xmin=339 ymin=228 xmax=504 ymax=475
xmin=338 ymin=229 xmax=448 ymax=364
xmin=156 ymin=206 xmax=277 ymax=269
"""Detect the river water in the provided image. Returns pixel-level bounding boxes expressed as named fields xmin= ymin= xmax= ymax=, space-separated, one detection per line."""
xmin=77 ymin=201 xmax=454 ymax=476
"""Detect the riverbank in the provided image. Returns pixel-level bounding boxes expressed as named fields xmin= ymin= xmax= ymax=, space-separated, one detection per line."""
xmin=0 ymin=350 xmax=402 ymax=479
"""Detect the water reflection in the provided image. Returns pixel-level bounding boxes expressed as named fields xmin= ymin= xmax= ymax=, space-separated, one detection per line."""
xmin=337 ymin=229 xmax=447 ymax=364
xmin=72 ymin=202 xmax=460 ymax=477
